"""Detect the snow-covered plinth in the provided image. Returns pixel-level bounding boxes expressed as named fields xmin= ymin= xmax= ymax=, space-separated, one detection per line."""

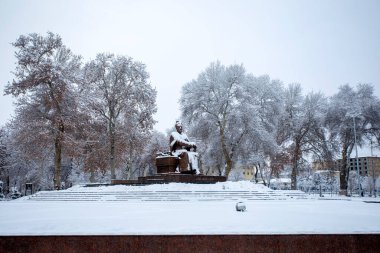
xmin=0 ymin=182 xmax=379 ymax=235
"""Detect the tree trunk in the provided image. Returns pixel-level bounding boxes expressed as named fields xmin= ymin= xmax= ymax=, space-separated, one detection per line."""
xmin=109 ymin=120 xmax=116 ymax=180
xmin=291 ymin=139 xmax=301 ymax=190
xmin=6 ymin=174 xmax=10 ymax=194
xmin=258 ymin=163 xmax=267 ymax=186
xmin=125 ymin=156 xmax=132 ymax=180
xmin=89 ymin=168 xmax=95 ymax=183
xmin=268 ymin=166 xmax=274 ymax=188
xmin=290 ymin=163 xmax=297 ymax=190
xmin=54 ymin=121 xmax=64 ymax=190
xmin=340 ymin=146 xmax=349 ymax=195
xmin=218 ymin=124 xmax=233 ymax=178
xmin=198 ymin=154 xmax=203 ymax=174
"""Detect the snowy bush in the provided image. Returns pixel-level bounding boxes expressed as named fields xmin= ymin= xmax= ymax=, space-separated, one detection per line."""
xmin=228 ymin=169 xmax=244 ymax=182
xmin=270 ymin=178 xmax=291 ymax=190
xmin=375 ymin=176 xmax=380 ymax=196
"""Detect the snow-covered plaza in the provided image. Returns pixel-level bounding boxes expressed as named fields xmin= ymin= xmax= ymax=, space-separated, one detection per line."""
xmin=1 ymin=181 xmax=379 ymax=236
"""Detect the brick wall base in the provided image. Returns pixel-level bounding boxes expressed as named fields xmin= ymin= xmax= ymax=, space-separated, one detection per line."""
xmin=1 ymin=234 xmax=379 ymax=253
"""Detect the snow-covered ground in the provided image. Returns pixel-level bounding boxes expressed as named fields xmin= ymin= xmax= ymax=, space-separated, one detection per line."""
xmin=0 ymin=182 xmax=379 ymax=235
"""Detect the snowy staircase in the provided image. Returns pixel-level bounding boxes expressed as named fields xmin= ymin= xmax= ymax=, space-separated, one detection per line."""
xmin=25 ymin=189 xmax=308 ymax=202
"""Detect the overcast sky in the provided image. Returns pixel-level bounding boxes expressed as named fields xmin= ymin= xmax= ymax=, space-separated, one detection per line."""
xmin=1 ymin=0 xmax=379 ymax=138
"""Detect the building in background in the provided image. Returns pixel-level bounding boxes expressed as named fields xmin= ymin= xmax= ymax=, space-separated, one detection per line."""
xmin=242 ymin=166 xmax=256 ymax=181
xmin=312 ymin=157 xmax=380 ymax=178
xmin=335 ymin=157 xmax=380 ymax=178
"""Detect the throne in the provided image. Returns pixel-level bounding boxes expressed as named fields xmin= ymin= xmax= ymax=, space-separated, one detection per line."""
xmin=155 ymin=152 xmax=179 ymax=173
xmin=155 ymin=149 xmax=198 ymax=174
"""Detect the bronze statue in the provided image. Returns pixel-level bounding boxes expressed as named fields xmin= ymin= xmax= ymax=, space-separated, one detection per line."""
xmin=169 ymin=121 xmax=200 ymax=174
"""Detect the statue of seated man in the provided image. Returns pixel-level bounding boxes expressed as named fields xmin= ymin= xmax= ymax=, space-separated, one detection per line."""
xmin=169 ymin=121 xmax=200 ymax=174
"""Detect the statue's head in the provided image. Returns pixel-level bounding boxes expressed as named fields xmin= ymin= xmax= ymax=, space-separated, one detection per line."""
xmin=175 ymin=121 xmax=183 ymax=134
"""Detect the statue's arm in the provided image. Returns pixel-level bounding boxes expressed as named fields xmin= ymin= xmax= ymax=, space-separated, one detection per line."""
xmin=170 ymin=133 xmax=196 ymax=151
xmin=177 ymin=140 xmax=195 ymax=149
xmin=169 ymin=135 xmax=175 ymax=152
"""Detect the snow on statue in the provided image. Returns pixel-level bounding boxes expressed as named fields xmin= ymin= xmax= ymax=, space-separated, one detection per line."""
xmin=169 ymin=121 xmax=200 ymax=174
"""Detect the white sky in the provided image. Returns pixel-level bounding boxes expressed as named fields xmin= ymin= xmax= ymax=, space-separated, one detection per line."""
xmin=1 ymin=0 xmax=379 ymax=136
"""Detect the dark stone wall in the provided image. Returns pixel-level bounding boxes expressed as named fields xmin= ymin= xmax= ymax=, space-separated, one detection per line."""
xmin=1 ymin=234 xmax=379 ymax=253
xmin=111 ymin=174 xmax=227 ymax=185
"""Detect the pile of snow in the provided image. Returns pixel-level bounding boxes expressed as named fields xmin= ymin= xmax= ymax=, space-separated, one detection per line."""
xmin=67 ymin=181 xmax=271 ymax=192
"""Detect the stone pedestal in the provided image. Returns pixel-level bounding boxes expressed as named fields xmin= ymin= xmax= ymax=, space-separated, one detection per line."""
xmin=155 ymin=156 xmax=178 ymax=173
xmin=111 ymin=174 xmax=226 ymax=185
xmin=111 ymin=153 xmax=227 ymax=185
xmin=139 ymin=174 xmax=226 ymax=184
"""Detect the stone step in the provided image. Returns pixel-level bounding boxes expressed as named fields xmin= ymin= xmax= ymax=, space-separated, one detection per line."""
xmin=26 ymin=189 xmax=309 ymax=202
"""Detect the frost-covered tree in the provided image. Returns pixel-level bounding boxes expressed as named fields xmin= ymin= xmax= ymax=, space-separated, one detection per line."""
xmin=313 ymin=170 xmax=339 ymax=194
xmin=326 ymin=84 xmax=380 ymax=195
xmin=278 ymin=84 xmax=328 ymax=189
xmin=297 ymin=173 xmax=314 ymax=193
xmin=376 ymin=176 xmax=380 ymax=196
xmin=237 ymin=75 xmax=285 ymax=185
xmin=0 ymin=128 xmax=10 ymax=194
xmin=361 ymin=176 xmax=376 ymax=197
xmin=181 ymin=62 xmax=289 ymax=179
xmin=4 ymin=32 xmax=82 ymax=189
xmin=121 ymin=123 xmax=152 ymax=179
xmin=0 ymin=125 xmax=56 ymax=194
xmin=180 ymin=62 xmax=252 ymax=177
xmin=70 ymin=114 xmax=109 ymax=183
xmin=81 ymin=53 xmax=157 ymax=179
xmin=228 ymin=169 xmax=244 ymax=181
xmin=133 ymin=131 xmax=168 ymax=178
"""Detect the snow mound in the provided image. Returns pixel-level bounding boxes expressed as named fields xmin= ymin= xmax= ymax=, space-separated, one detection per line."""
xmin=67 ymin=181 xmax=271 ymax=192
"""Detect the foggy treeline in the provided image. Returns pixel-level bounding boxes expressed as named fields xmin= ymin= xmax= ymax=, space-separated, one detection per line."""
xmin=1 ymin=32 xmax=379 ymax=195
